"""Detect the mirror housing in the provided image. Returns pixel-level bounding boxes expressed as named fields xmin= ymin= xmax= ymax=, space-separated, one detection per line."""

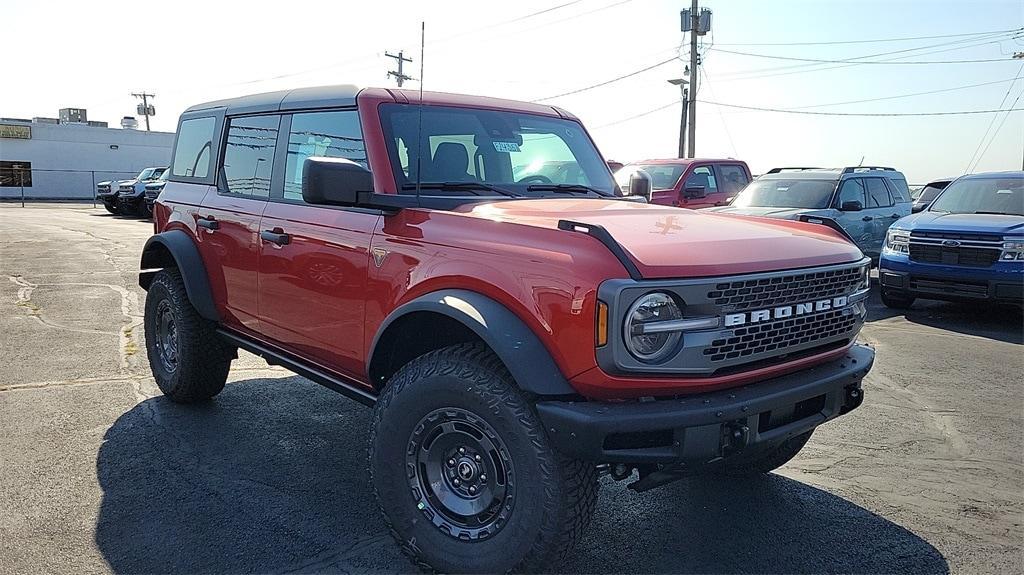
xmin=911 ymin=203 xmax=927 ymax=213
xmin=839 ymin=200 xmax=863 ymax=212
xmin=683 ymin=185 xmax=707 ymax=199
xmin=628 ymin=171 xmax=652 ymax=202
xmin=302 ymin=157 xmax=374 ymax=207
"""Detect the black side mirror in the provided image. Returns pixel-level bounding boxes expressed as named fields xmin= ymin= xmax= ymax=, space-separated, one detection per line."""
xmin=628 ymin=171 xmax=652 ymax=201
xmin=840 ymin=200 xmax=863 ymax=212
xmin=302 ymin=157 xmax=374 ymax=207
xmin=911 ymin=203 xmax=926 ymax=213
xmin=683 ymin=185 xmax=706 ymax=199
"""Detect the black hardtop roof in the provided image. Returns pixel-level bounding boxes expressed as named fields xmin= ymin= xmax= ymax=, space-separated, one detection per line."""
xmin=185 ymin=84 xmax=361 ymax=116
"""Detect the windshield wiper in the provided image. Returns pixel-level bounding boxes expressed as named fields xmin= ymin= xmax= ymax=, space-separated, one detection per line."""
xmin=972 ymin=211 xmax=1013 ymax=215
xmin=526 ymin=183 xmax=613 ymax=197
xmin=401 ymin=182 xmax=519 ymax=198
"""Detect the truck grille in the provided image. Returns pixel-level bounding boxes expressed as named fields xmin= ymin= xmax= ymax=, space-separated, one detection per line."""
xmin=909 ymin=231 xmax=1002 ymax=268
xmin=704 ymin=308 xmax=857 ymax=362
xmin=707 ymin=266 xmax=864 ymax=312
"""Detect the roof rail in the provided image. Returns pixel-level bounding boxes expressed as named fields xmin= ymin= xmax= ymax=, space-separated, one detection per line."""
xmin=765 ymin=167 xmax=824 ymax=174
xmin=842 ymin=166 xmax=895 ymax=174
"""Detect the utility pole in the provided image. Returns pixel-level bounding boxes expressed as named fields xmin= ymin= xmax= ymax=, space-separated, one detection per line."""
xmin=687 ymin=0 xmax=699 ymax=158
xmin=385 ymin=51 xmax=414 ymax=87
xmin=131 ymin=92 xmax=155 ymax=131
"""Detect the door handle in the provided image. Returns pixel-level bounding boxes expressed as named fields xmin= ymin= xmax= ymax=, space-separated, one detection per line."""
xmin=260 ymin=229 xmax=291 ymax=246
xmin=197 ymin=216 xmax=219 ymax=230
xmin=862 ymin=216 xmax=873 ymax=221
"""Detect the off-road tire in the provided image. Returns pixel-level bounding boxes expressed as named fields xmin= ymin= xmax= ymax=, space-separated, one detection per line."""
xmin=369 ymin=343 xmax=598 ymax=574
xmin=102 ymin=201 xmax=118 ymax=215
xmin=144 ymin=268 xmax=232 ymax=403
xmin=717 ymin=430 xmax=814 ymax=477
xmin=881 ymin=289 xmax=915 ymax=309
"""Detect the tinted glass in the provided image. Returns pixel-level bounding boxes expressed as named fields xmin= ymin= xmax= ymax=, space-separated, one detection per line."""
xmin=627 ymin=164 xmax=686 ymax=189
xmin=718 ymin=165 xmax=749 ymax=195
xmin=380 ymin=104 xmax=615 ymax=196
xmin=284 ymin=110 xmax=366 ymax=201
xmin=929 ymin=177 xmax=1023 ymax=216
xmin=836 ymin=179 xmax=866 ymax=208
xmin=889 ymin=177 xmax=911 ymax=202
xmin=171 ymin=117 xmax=215 ymax=178
xmin=732 ymin=178 xmax=837 ymax=209
xmin=222 ymin=115 xmax=279 ymax=198
xmin=685 ymin=166 xmax=717 ymax=193
xmin=865 ymin=178 xmax=893 ymax=208
xmin=918 ymin=184 xmax=945 ymax=202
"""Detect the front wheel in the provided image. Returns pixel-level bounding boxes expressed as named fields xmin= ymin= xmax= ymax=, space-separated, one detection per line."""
xmin=369 ymin=343 xmax=598 ymax=574
xmin=102 ymin=201 xmax=118 ymax=215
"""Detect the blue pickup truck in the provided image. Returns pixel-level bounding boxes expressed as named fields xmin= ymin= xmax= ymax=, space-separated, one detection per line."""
xmin=878 ymin=171 xmax=1023 ymax=309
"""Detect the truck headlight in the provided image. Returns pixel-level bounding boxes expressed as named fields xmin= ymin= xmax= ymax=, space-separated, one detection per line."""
xmin=1001 ymin=239 xmax=1024 ymax=261
xmin=624 ymin=292 xmax=684 ymax=362
xmin=858 ymin=263 xmax=870 ymax=291
xmin=885 ymin=229 xmax=910 ymax=254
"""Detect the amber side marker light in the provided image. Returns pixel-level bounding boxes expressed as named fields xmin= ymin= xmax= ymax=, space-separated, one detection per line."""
xmin=596 ymin=301 xmax=609 ymax=347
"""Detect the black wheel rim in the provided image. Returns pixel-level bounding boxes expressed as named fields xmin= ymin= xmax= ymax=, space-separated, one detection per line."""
xmin=153 ymin=299 xmax=178 ymax=374
xmin=407 ymin=408 xmax=515 ymax=541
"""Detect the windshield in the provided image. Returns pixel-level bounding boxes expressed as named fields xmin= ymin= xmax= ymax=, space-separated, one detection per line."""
xmin=380 ymin=104 xmax=616 ymax=197
xmin=929 ymin=176 xmax=1023 ymax=216
xmin=624 ymin=163 xmax=686 ymax=190
xmin=730 ymin=178 xmax=837 ymax=209
xmin=137 ymin=168 xmax=155 ymax=180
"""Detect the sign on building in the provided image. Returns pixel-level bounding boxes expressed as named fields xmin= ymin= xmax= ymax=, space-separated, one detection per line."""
xmin=0 ymin=124 xmax=32 ymax=139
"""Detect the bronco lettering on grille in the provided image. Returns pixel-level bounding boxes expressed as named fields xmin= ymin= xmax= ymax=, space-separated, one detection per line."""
xmin=724 ymin=296 xmax=849 ymax=327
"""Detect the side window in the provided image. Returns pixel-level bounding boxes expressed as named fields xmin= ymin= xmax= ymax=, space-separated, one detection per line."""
xmin=889 ymin=177 xmax=911 ymax=202
xmin=284 ymin=110 xmax=366 ymax=201
xmin=222 ymin=115 xmax=280 ymax=198
xmin=718 ymin=164 xmax=749 ymax=195
xmin=171 ymin=117 xmax=215 ymax=178
xmin=836 ymin=179 xmax=866 ymax=208
xmin=685 ymin=166 xmax=718 ymax=192
xmin=865 ymin=178 xmax=893 ymax=208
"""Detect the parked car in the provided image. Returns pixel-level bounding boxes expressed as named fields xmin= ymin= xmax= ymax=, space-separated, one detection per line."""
xmin=116 ymin=166 xmax=167 ymax=216
xmin=95 ymin=180 xmax=122 ymax=214
xmin=140 ymin=85 xmax=873 ymax=574
xmin=879 ymin=171 xmax=1023 ymax=309
xmin=911 ymin=177 xmax=953 ymax=213
xmin=616 ymin=158 xmax=752 ymax=208
xmin=142 ymin=169 xmax=169 ymax=217
xmin=705 ymin=166 xmax=913 ymax=262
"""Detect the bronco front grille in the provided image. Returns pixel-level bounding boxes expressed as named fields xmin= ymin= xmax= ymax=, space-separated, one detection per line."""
xmin=704 ymin=308 xmax=857 ymax=362
xmin=707 ymin=266 xmax=863 ymax=312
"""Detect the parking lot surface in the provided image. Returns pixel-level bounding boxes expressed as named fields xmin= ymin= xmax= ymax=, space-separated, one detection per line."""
xmin=1 ymin=203 xmax=1021 ymax=574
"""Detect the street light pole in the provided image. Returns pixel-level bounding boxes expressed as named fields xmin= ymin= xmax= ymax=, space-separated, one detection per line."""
xmin=668 ymin=78 xmax=689 ymax=159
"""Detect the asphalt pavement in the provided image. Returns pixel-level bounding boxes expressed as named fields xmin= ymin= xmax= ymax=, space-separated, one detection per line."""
xmin=1 ymin=203 xmax=1021 ymax=574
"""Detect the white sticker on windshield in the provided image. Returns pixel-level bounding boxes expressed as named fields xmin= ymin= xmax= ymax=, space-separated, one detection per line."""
xmin=492 ymin=141 xmax=521 ymax=153
xmin=997 ymin=189 xmax=1013 ymax=194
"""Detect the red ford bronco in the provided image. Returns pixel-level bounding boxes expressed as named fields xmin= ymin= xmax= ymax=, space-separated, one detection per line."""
xmin=140 ymin=85 xmax=872 ymax=573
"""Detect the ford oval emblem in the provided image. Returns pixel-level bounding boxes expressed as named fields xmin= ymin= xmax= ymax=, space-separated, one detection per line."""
xmin=942 ymin=240 xmax=961 ymax=247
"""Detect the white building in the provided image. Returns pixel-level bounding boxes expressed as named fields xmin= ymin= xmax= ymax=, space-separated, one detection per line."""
xmin=0 ymin=114 xmax=174 ymax=200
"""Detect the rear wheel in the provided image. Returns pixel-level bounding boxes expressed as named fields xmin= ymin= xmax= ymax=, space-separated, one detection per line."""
xmin=716 ymin=431 xmax=813 ymax=477
xmin=369 ymin=343 xmax=598 ymax=574
xmin=881 ymin=289 xmax=915 ymax=309
xmin=144 ymin=268 xmax=233 ymax=403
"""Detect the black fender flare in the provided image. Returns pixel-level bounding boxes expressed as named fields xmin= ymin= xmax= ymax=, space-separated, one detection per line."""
xmin=138 ymin=230 xmax=219 ymax=322
xmin=370 ymin=289 xmax=577 ymax=397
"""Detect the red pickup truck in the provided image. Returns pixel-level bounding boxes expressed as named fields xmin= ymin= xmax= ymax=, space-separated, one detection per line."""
xmin=140 ymin=86 xmax=871 ymax=574
xmin=619 ymin=158 xmax=752 ymax=208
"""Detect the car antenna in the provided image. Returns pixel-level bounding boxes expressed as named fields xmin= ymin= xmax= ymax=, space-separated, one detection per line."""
xmin=414 ymin=21 xmax=425 ymax=208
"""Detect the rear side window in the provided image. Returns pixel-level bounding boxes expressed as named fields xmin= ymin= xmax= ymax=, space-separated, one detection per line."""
xmin=222 ymin=115 xmax=280 ymax=198
xmin=718 ymin=164 xmax=749 ymax=195
xmin=865 ymin=178 xmax=894 ymax=208
xmin=284 ymin=110 xmax=366 ymax=201
xmin=172 ymin=117 xmax=215 ymax=178
xmin=887 ymin=176 xmax=910 ymax=202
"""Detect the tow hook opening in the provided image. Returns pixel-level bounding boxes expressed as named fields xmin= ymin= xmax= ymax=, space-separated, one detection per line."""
xmin=722 ymin=421 xmax=750 ymax=456
xmin=841 ymin=384 xmax=864 ymax=414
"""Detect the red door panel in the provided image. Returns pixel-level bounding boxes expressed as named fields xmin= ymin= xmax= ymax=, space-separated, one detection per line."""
xmin=195 ymin=190 xmax=267 ymax=331
xmin=257 ymin=202 xmax=380 ymax=378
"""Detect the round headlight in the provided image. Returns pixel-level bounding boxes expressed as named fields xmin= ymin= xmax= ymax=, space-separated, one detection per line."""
xmin=624 ymin=292 xmax=684 ymax=363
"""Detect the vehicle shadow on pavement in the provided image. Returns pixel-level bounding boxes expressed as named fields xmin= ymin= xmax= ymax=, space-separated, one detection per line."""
xmin=95 ymin=376 xmax=948 ymax=574
xmin=865 ymin=289 xmax=1023 ymax=345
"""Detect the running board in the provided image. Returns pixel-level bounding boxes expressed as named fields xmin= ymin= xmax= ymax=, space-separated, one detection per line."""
xmin=217 ymin=329 xmax=377 ymax=406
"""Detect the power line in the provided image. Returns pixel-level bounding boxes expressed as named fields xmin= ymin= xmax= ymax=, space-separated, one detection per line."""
xmin=697 ymin=100 xmax=1024 ymax=116
xmin=593 ymin=101 xmax=679 ymax=128
xmin=531 ymin=55 xmax=680 ymax=102
xmin=789 ymin=76 xmax=1024 ymax=109
xmin=966 ymin=61 xmax=1024 ymax=172
xmin=710 ymin=46 xmax=1017 ymax=65
xmin=714 ymin=27 xmax=1023 ymax=46
xmin=973 ymin=87 xmax=1024 ymax=171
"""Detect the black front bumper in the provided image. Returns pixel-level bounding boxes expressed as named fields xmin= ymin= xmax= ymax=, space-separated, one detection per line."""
xmin=535 ymin=344 xmax=873 ymax=465
xmin=880 ymin=269 xmax=1024 ymax=303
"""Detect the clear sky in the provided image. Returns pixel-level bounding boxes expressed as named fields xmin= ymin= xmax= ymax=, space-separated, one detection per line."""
xmin=2 ymin=0 xmax=1022 ymax=183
